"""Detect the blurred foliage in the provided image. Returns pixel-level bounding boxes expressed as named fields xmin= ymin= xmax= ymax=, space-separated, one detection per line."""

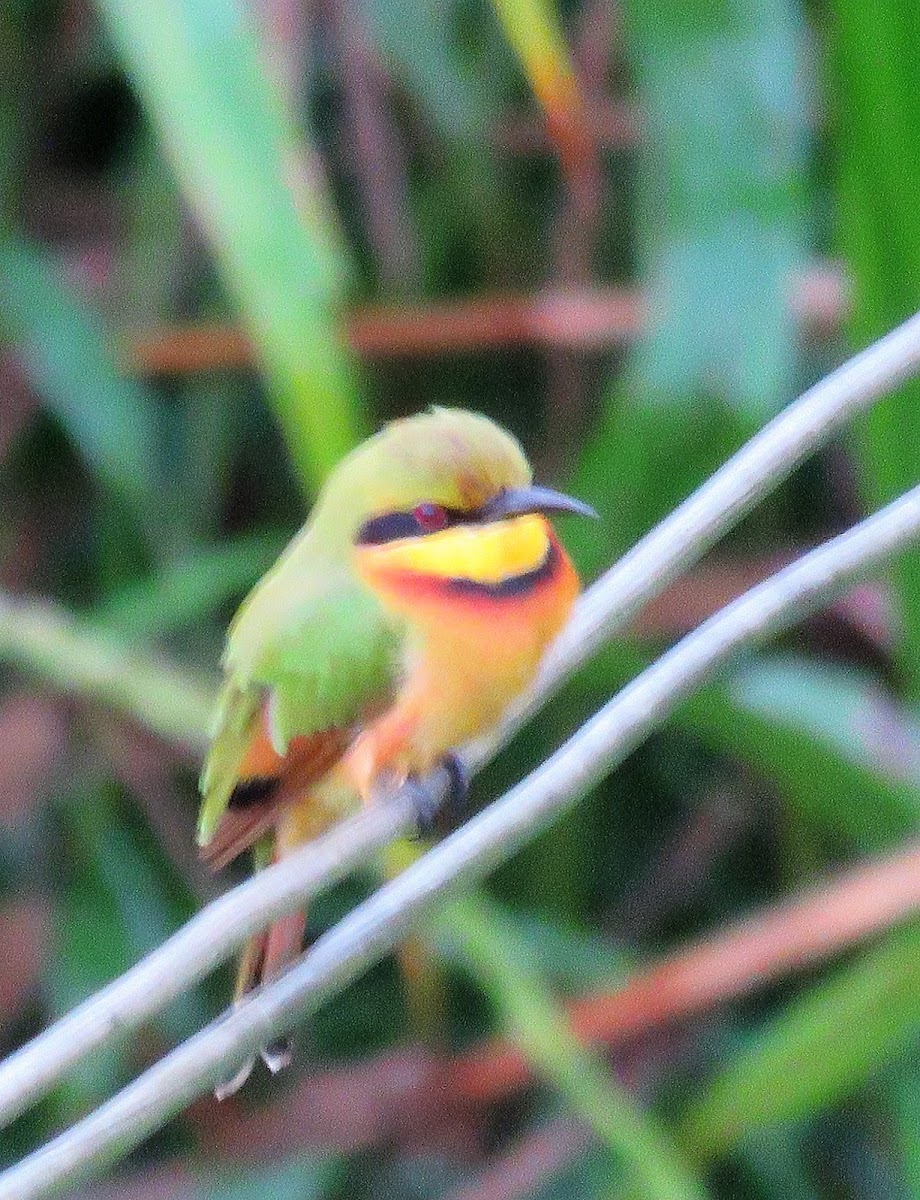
xmin=830 ymin=0 xmax=920 ymax=693
xmin=95 ymin=0 xmax=365 ymax=491
xmin=0 ymin=1 xmax=919 ymax=1199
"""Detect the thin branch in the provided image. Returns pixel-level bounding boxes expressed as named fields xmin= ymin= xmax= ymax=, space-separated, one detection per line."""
xmin=2 ymin=309 xmax=920 ymax=1137
xmin=450 ymin=835 xmax=920 ymax=1102
xmin=197 ymin=834 xmax=920 ymax=1153
xmin=126 ymin=267 xmax=847 ymax=371
xmin=469 ymin=307 xmax=920 ymax=764
xmin=0 ymin=783 xmax=417 ymax=1130
xmin=5 ymin=484 xmax=920 ymax=1199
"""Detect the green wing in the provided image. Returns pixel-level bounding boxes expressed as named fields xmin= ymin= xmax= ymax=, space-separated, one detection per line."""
xmin=198 ymin=569 xmax=401 ymax=846
xmin=198 ymin=679 xmax=262 ymax=844
xmin=257 ymin=579 xmax=400 ymax=749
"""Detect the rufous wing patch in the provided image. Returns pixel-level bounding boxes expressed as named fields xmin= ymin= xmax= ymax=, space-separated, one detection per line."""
xmin=200 ymin=724 xmax=352 ymax=870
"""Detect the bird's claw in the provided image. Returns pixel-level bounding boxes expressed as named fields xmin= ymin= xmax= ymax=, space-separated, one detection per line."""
xmin=411 ymin=752 xmax=470 ymax=838
xmin=442 ymin=751 xmax=470 ymax=819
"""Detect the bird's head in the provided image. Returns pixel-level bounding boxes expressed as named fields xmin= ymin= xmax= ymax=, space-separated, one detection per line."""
xmin=311 ymin=408 xmax=595 ymax=605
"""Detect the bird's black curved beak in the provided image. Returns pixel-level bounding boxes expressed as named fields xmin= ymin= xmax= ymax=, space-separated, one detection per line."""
xmin=481 ymin=484 xmax=599 ymax=521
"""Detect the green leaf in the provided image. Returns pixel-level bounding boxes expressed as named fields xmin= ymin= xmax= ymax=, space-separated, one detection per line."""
xmin=116 ymin=128 xmax=186 ymax=329
xmin=93 ymin=0 xmax=366 ymax=491
xmin=0 ymin=234 xmax=162 ymax=527
xmin=92 ymin=531 xmax=284 ymax=639
xmin=890 ymin=1059 xmax=920 ymax=1196
xmin=61 ymin=781 xmax=205 ymax=1041
xmin=0 ymin=591 xmax=214 ymax=751
xmin=830 ymin=0 xmax=920 ymax=695
xmin=623 ymin=0 xmax=811 ymax=420
xmin=572 ymin=0 xmax=812 ymax=560
xmin=49 ymin=888 xmax=132 ymax=1116
xmin=737 ymin=1126 xmax=823 ymax=1200
xmin=193 ymin=1156 xmax=338 ymax=1200
xmin=476 ymin=907 xmax=632 ymax=991
xmin=48 ymin=777 xmax=204 ymax=1115
xmin=682 ymin=655 xmax=920 ymax=852
xmin=581 ymin=643 xmax=920 ymax=854
xmin=490 ymin=0 xmax=580 ymax=122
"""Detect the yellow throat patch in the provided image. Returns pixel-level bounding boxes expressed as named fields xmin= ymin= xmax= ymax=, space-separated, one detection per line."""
xmin=356 ymin=513 xmax=551 ymax=586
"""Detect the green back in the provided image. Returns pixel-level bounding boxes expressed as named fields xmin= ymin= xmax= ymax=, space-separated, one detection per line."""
xmin=197 ymin=545 xmax=402 ymax=845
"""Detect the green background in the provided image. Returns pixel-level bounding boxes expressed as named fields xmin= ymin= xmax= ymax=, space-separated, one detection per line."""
xmin=1 ymin=0 xmax=920 ymax=1197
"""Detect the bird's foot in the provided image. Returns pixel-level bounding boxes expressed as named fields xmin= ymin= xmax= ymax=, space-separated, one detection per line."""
xmin=212 ymin=1037 xmax=294 ymax=1100
xmin=442 ymin=751 xmax=470 ymax=821
xmin=412 ymin=752 xmax=470 ymax=838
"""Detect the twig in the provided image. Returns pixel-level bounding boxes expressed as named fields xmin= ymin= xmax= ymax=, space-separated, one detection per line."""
xmin=196 ymin=834 xmax=920 ymax=1152
xmin=5 ymin=483 xmax=920 ymax=1198
xmin=2 ymin=308 xmax=920 ymax=1138
xmin=0 ymin=784 xmax=417 ymax=1130
xmin=469 ymin=307 xmax=920 ymax=763
xmin=450 ymin=836 xmax=920 ymax=1102
xmin=126 ymin=267 xmax=847 ymax=372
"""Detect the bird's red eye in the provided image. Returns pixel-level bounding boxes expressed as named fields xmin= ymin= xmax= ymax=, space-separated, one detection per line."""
xmin=413 ymin=502 xmax=448 ymax=532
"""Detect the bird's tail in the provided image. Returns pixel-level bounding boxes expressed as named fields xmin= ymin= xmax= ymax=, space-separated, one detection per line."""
xmin=214 ymin=838 xmax=308 ymax=1100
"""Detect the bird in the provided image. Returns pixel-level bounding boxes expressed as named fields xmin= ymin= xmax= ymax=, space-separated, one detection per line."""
xmin=197 ymin=407 xmax=596 ymax=1094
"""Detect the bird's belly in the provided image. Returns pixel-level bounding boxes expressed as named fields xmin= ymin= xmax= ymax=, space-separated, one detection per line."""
xmin=411 ymin=633 xmax=542 ymax=755
xmin=399 ymin=562 xmax=579 ymax=772
xmin=343 ymin=534 xmax=579 ymax=797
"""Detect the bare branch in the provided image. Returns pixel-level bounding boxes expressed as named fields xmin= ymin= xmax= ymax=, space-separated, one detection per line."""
xmin=126 ymin=265 xmax=849 ymax=369
xmin=505 ymin=306 xmax=920 ymax=748
xmin=190 ymin=833 xmax=920 ymax=1147
xmin=2 ymin=310 xmax=920 ymax=1140
xmin=451 ymin=835 xmax=920 ymax=1102
xmin=4 ymin=482 xmax=920 ymax=1200
xmin=0 ymin=787 xmax=416 ymax=1129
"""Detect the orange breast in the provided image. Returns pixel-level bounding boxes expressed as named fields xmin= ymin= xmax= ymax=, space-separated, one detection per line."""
xmin=349 ymin=518 xmax=580 ymax=784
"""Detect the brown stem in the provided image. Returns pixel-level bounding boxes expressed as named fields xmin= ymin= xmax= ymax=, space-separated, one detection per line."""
xmin=126 ymin=269 xmax=847 ymax=372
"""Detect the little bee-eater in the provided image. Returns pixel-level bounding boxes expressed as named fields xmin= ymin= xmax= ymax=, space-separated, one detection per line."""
xmin=198 ymin=408 xmax=595 ymax=1090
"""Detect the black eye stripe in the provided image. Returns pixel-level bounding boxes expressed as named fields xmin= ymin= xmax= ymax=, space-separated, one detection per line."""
xmin=356 ymin=511 xmax=423 ymax=545
xmin=356 ymin=506 xmax=465 ymax=545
